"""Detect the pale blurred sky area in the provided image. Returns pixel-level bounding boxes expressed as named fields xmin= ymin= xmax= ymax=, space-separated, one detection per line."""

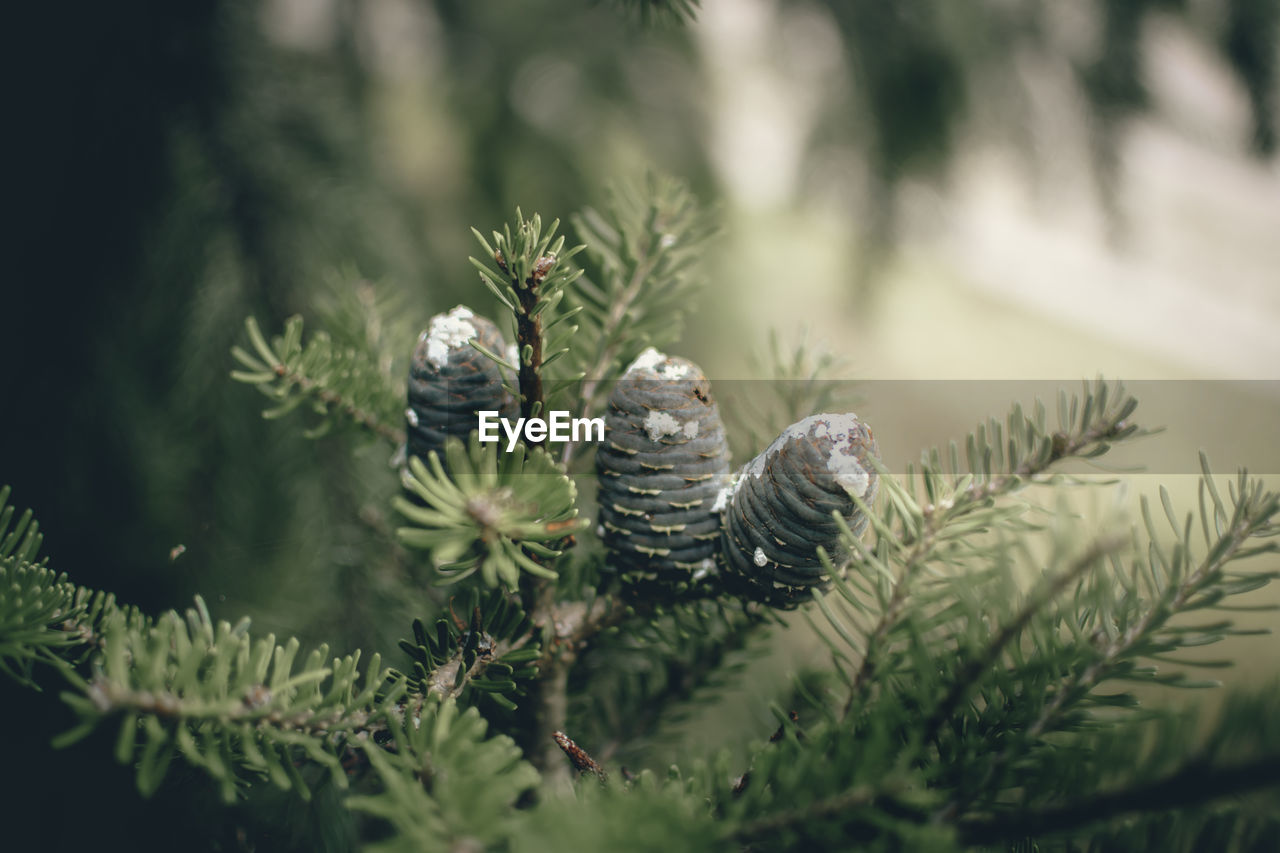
xmin=690 ymin=0 xmax=1280 ymax=382
xmin=268 ymin=0 xmax=1280 ymax=385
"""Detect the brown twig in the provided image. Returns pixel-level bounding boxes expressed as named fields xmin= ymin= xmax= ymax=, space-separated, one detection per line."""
xmin=553 ymin=730 xmax=608 ymax=781
xmin=530 ymin=596 xmax=631 ymax=778
xmin=514 ymin=257 xmax=555 ymax=436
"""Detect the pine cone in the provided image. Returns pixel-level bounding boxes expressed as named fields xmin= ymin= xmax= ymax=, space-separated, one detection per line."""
xmin=406 ymin=305 xmax=518 ymax=463
xmin=718 ymin=413 xmax=879 ymax=608
xmin=596 ymin=348 xmax=731 ymax=596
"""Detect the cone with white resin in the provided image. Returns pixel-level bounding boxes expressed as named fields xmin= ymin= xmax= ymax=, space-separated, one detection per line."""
xmin=596 ymin=347 xmax=731 ymax=594
xmin=718 ymin=413 xmax=879 ymax=608
xmin=406 ymin=305 xmax=518 ymax=463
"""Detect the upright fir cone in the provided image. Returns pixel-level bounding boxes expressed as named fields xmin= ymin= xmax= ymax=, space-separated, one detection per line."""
xmin=717 ymin=413 xmax=879 ymax=608
xmin=596 ymin=348 xmax=731 ymax=596
xmin=405 ymin=305 xmax=517 ymax=463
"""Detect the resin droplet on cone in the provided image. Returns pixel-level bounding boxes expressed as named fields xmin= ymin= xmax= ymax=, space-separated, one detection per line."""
xmin=719 ymin=413 xmax=879 ymax=608
xmin=596 ymin=348 xmax=731 ymax=595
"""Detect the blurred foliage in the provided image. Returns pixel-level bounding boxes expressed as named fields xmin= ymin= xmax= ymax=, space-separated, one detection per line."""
xmin=808 ymin=0 xmax=1279 ymax=283
xmin=606 ymin=0 xmax=702 ymax=26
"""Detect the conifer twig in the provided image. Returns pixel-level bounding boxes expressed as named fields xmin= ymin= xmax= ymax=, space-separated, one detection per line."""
xmin=940 ymin=471 xmax=1278 ymax=823
xmin=596 ymin=608 xmax=769 ymax=761
xmin=1023 ymin=502 xmax=1272 ymax=746
xmin=81 ymin=675 xmax=390 ymax=738
xmin=513 ymin=255 xmax=550 ymax=434
xmin=730 ymin=751 xmax=1280 ymax=845
xmin=553 ymin=730 xmax=608 ymax=781
xmin=267 ymin=360 xmax=407 ymax=447
xmin=920 ymin=533 xmax=1127 ymax=742
xmin=231 ymin=315 xmax=406 ymax=447
xmin=561 ymin=176 xmax=711 ymax=464
xmin=955 ymin=753 xmax=1280 ymax=845
xmin=843 ymin=403 xmax=1135 ymax=717
xmin=531 ymin=596 xmax=631 ymax=776
xmin=560 ymin=247 xmax=662 ymax=467
xmin=574 ymin=240 xmax=663 ymax=423
xmin=427 ymin=630 xmax=535 ymax=702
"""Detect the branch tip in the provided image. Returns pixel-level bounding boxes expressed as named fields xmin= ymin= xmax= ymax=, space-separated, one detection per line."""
xmin=553 ymin=730 xmax=607 ymax=781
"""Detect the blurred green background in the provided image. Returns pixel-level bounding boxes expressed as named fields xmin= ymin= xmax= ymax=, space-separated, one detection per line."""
xmin=4 ymin=0 xmax=1278 ymax=848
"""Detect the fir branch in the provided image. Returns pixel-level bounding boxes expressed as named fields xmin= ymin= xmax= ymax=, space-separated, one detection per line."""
xmin=565 ymin=174 xmax=713 ymax=463
xmin=469 ymin=210 xmax=586 ymax=436
xmin=539 ymin=594 xmax=635 ymax=668
xmin=753 ymin=388 xmax=1277 ymax=849
xmin=573 ymin=252 xmax=653 ymax=419
xmin=568 ymin=598 xmax=769 ymax=763
xmin=528 ymin=594 xmax=629 ymax=779
xmin=516 ymin=287 xmax=545 ymax=426
xmin=0 ymin=489 xmax=64 ymax=685
xmin=716 ymin=717 xmax=948 ymax=849
xmin=462 ymin=196 xmax=707 ymax=777
xmin=0 ymin=484 xmax=44 ymax=564
xmin=312 ymin=273 xmax=417 ymax=384
xmin=54 ymin=598 xmax=407 ymax=802
xmin=730 ymin=746 xmax=1280 ymax=848
xmin=534 ymin=644 xmax=574 ymax=782
xmin=0 ymin=561 xmax=81 ymax=685
xmin=76 ymin=666 xmax=383 ymax=739
xmin=1012 ymin=460 xmax=1277 ymax=749
xmin=928 ymin=460 xmax=1278 ymax=825
xmin=395 ymin=588 xmax=542 ymax=712
xmin=346 ymin=698 xmax=540 ymax=853
xmin=513 ymin=764 xmax=723 ymax=851
xmin=729 ymin=786 xmax=900 ymax=844
xmin=394 ymin=437 xmax=581 ymax=590
xmin=720 ymin=330 xmax=857 ymax=462
xmin=0 ymin=494 xmax=147 ymax=686
xmin=841 ymin=380 xmax=1146 ymax=716
xmin=597 ymin=622 xmax=763 ymax=762
xmin=426 ymin=650 xmax=489 ymax=701
xmin=919 ymin=532 xmax=1127 ymax=742
xmin=957 ymin=753 xmax=1280 ymax=845
xmin=231 ymin=315 xmax=406 ymax=447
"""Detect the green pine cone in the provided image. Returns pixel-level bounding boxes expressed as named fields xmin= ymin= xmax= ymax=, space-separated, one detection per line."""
xmin=719 ymin=413 xmax=879 ymax=608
